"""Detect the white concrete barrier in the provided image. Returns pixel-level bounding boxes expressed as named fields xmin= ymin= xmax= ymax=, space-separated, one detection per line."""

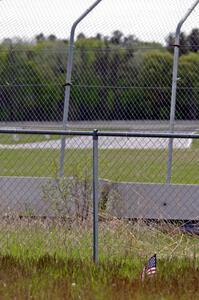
xmin=0 ymin=176 xmax=199 ymax=220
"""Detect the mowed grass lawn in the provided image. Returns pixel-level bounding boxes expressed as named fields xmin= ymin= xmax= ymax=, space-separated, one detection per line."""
xmin=0 ymin=133 xmax=61 ymax=144
xmin=0 ymin=140 xmax=198 ymax=184
xmin=0 ymin=136 xmax=198 ymax=183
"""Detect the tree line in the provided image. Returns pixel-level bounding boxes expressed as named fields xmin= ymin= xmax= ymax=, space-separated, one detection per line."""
xmin=0 ymin=29 xmax=199 ymax=122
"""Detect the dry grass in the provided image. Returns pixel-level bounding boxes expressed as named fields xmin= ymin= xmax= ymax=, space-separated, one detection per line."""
xmin=0 ymin=215 xmax=198 ymax=298
xmin=0 ymin=214 xmax=198 ymax=261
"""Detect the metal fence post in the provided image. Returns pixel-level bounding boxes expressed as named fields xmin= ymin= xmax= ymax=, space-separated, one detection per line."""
xmin=166 ymin=0 xmax=199 ymax=184
xmin=92 ymin=129 xmax=99 ymax=264
xmin=59 ymin=0 xmax=103 ymax=177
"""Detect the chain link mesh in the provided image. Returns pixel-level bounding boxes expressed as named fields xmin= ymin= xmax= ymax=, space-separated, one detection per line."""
xmin=0 ymin=132 xmax=198 ymax=260
xmin=0 ymin=133 xmax=93 ymax=259
xmin=1 ymin=0 xmax=199 ymax=263
xmin=0 ymin=1 xmax=199 ymax=130
xmin=97 ymin=134 xmax=199 ymax=259
xmin=1 ymin=45 xmax=199 ymax=130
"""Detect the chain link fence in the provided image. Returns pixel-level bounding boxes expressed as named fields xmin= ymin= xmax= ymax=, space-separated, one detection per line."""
xmin=1 ymin=0 xmax=199 ymax=263
xmin=0 ymin=130 xmax=94 ymax=259
xmin=1 ymin=43 xmax=199 ymax=131
xmin=0 ymin=129 xmax=198 ymax=261
xmin=1 ymin=1 xmax=199 ymax=133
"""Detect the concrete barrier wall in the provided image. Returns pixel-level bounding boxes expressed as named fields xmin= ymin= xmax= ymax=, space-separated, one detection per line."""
xmin=0 ymin=176 xmax=199 ymax=220
xmin=100 ymin=181 xmax=199 ymax=220
xmin=0 ymin=177 xmax=51 ymax=215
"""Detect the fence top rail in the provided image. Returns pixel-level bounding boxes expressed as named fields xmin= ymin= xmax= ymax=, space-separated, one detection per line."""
xmin=0 ymin=128 xmax=199 ymax=139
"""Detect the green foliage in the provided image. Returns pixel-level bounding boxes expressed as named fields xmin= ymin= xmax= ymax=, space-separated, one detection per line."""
xmin=188 ymin=28 xmax=199 ymax=52
xmin=0 ymin=142 xmax=199 ymax=184
xmin=166 ymin=32 xmax=190 ymax=56
xmin=1 ymin=30 xmax=199 ymax=122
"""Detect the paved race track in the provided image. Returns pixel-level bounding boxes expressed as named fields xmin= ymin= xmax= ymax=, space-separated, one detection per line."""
xmin=0 ymin=136 xmax=192 ymax=149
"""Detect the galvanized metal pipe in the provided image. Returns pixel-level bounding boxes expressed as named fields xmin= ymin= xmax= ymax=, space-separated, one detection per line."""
xmin=60 ymin=0 xmax=103 ymax=177
xmin=166 ymin=0 xmax=199 ymax=184
xmin=92 ymin=129 xmax=99 ymax=264
xmin=0 ymin=128 xmax=199 ymax=139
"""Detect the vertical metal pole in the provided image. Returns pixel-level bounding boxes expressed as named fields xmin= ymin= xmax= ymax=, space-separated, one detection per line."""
xmin=166 ymin=0 xmax=199 ymax=184
xmin=166 ymin=41 xmax=180 ymax=183
xmin=59 ymin=0 xmax=103 ymax=177
xmin=93 ymin=129 xmax=99 ymax=263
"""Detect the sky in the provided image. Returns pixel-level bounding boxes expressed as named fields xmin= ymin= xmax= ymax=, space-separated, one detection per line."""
xmin=0 ymin=0 xmax=199 ymax=44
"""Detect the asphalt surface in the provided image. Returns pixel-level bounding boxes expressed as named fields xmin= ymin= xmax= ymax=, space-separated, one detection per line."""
xmin=0 ymin=136 xmax=192 ymax=149
xmin=0 ymin=120 xmax=196 ymax=149
xmin=0 ymin=120 xmax=199 ymax=132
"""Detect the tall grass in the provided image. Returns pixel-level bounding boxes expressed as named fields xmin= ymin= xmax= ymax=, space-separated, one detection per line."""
xmin=0 ymin=217 xmax=199 ymax=299
xmin=0 ymin=216 xmax=198 ymax=261
xmin=0 ymin=134 xmax=198 ymax=298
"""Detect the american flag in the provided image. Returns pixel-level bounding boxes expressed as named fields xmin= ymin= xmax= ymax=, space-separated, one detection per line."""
xmin=141 ymin=254 xmax=156 ymax=281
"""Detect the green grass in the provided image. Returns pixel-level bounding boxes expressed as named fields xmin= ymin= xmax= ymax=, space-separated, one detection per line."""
xmin=0 ymin=133 xmax=61 ymax=144
xmin=0 ymin=133 xmax=198 ymax=183
xmin=0 ymin=219 xmax=199 ymax=299
xmin=0 ymin=255 xmax=199 ymax=300
xmin=0 ymin=145 xmax=198 ymax=184
xmin=0 ymin=134 xmax=198 ymax=298
xmin=0 ymin=218 xmax=195 ymax=260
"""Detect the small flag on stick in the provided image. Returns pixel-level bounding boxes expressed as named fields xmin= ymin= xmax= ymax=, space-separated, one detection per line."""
xmin=141 ymin=254 xmax=156 ymax=281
